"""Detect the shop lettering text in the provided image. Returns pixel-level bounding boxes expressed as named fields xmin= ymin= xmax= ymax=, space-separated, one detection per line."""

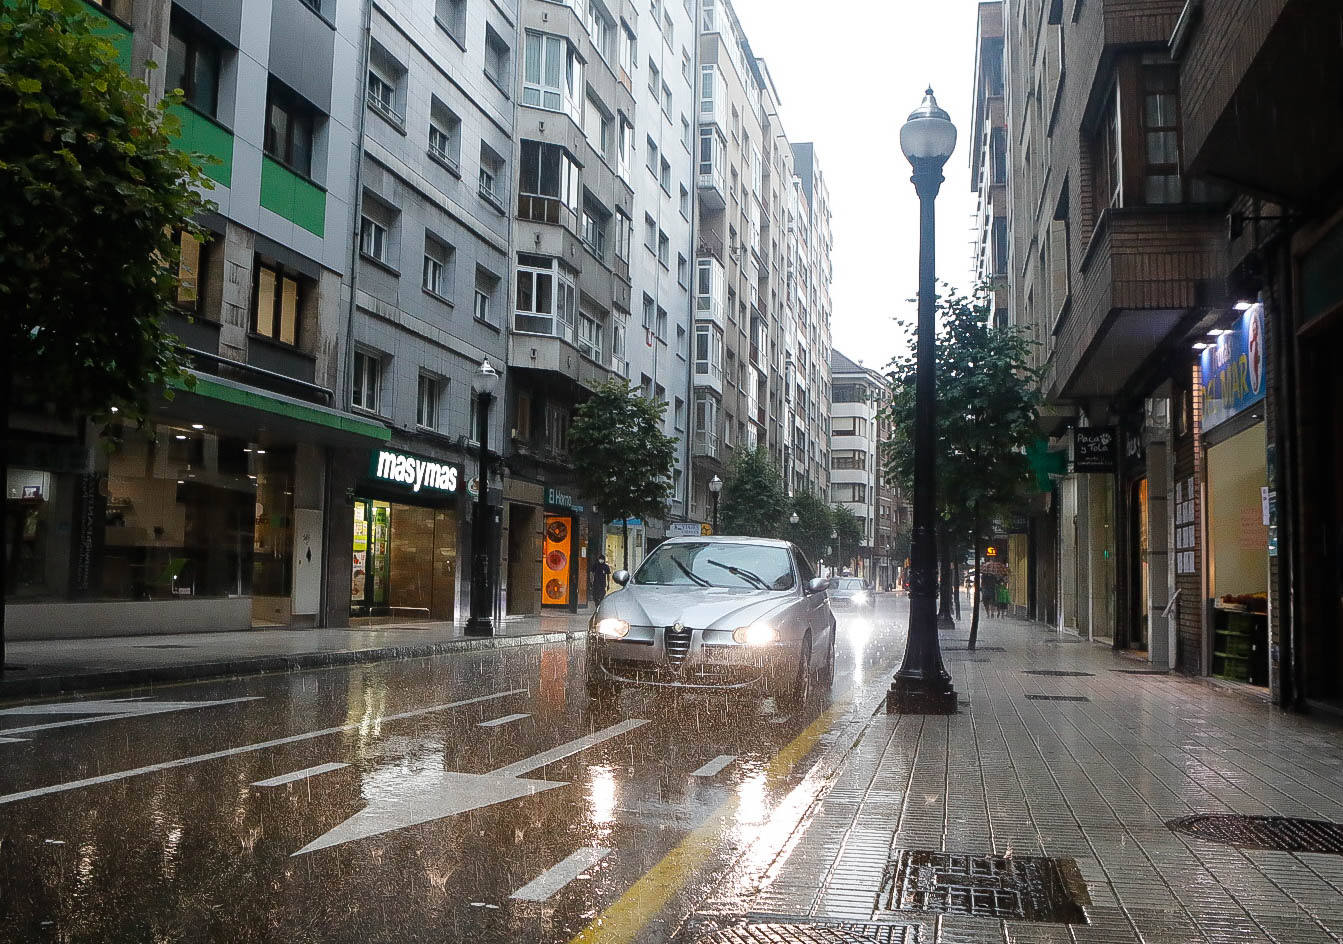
xmin=372 ymin=451 xmax=459 ymax=493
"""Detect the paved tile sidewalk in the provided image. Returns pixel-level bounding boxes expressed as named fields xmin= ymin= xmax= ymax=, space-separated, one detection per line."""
xmin=707 ymin=614 xmax=1343 ymax=944
xmin=0 ymin=611 xmax=591 ymax=699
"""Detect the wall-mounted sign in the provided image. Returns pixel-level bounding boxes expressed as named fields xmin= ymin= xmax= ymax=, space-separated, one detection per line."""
xmin=546 ymin=487 xmax=576 ymax=508
xmin=369 ymin=449 xmax=460 ymax=494
xmin=1073 ymin=427 xmax=1117 ymax=473
xmin=1201 ymin=302 xmax=1266 ymax=432
xmin=668 ymin=522 xmax=713 ymax=538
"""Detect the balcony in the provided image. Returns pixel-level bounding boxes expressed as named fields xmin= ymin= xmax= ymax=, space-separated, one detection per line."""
xmin=695 ymin=256 xmax=726 ymax=329
xmin=697 ymin=126 xmax=727 ymax=210
xmin=692 ymin=429 xmax=721 ymax=460
xmin=694 ymin=360 xmax=724 ymax=395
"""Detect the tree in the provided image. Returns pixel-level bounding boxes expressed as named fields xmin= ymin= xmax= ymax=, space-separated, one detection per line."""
xmin=568 ymin=380 xmax=679 ymax=570
xmin=830 ymin=503 xmax=864 ymax=574
xmin=786 ymin=490 xmax=833 ymax=566
xmin=720 ymin=446 xmax=788 ymax=538
xmin=881 ymin=285 xmax=1041 ymax=649
xmin=2 ymin=0 xmax=215 ymax=666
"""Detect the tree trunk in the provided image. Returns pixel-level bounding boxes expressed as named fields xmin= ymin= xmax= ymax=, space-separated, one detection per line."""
xmin=1 ymin=366 xmax=9 ymax=670
xmin=953 ymin=558 xmax=962 ymax=619
xmin=969 ymin=507 xmax=983 ymax=651
xmin=622 ymin=518 xmax=630 ymax=571
xmin=937 ymin=523 xmax=955 ymax=629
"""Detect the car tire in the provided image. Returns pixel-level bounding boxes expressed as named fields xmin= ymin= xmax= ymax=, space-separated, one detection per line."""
xmin=778 ymin=636 xmax=812 ymax=709
xmin=819 ymin=626 xmax=836 ymax=686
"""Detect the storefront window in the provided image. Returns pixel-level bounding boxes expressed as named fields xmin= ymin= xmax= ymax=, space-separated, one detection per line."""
xmin=351 ymin=497 xmax=459 ymax=621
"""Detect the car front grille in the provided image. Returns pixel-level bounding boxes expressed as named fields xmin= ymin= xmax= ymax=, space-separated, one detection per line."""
xmin=665 ymin=624 xmax=693 ymax=664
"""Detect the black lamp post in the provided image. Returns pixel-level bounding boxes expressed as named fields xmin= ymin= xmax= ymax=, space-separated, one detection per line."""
xmin=831 ymin=529 xmax=840 ymax=576
xmin=888 ymin=88 xmax=958 ymax=714
xmin=465 ymin=358 xmax=501 ymax=637
xmin=709 ymin=474 xmax=723 ymax=534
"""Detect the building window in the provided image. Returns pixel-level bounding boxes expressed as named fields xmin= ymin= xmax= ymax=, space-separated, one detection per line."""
xmin=676 ymin=324 xmax=687 ymax=359
xmin=657 ymin=230 xmax=669 ymax=267
xmin=515 ymin=253 xmax=576 ymax=337
xmin=618 ymin=118 xmax=633 ymax=179
xmin=264 ymin=79 xmax=317 ymax=178
xmin=619 ymin=21 xmax=636 ymax=77
xmin=584 ymin=94 xmax=612 ymax=158
xmin=614 ymin=210 xmax=632 ymax=261
xmin=479 ymin=142 xmax=506 ymax=210
xmin=577 ymin=311 xmax=603 ymax=361
xmin=474 ymin=266 xmax=499 ymax=324
xmin=518 ymin=139 xmax=580 ymax=227
xmin=611 ymin=316 xmax=627 ymax=372
xmin=648 ymin=58 xmax=660 ymax=95
xmin=584 ymin=0 xmax=615 ymax=62
xmin=581 ymin=197 xmax=610 ymax=258
xmin=367 ymin=69 xmax=396 ymax=119
xmin=674 ymin=396 xmax=685 ymax=430
xmin=423 ymin=235 xmax=453 ymax=298
xmin=681 ymin=115 xmax=691 ymax=152
xmin=660 ymin=156 xmax=671 ymax=193
xmin=1092 ymin=85 xmax=1122 ymax=212
xmin=661 ymin=82 xmax=673 ymax=119
xmin=484 ymin=24 xmax=510 ymax=91
xmin=644 ymin=214 xmax=657 ymax=251
xmin=646 ymin=135 xmax=659 ymax=175
xmin=416 ymin=374 xmax=440 ymax=429
xmin=1142 ymin=65 xmax=1182 ymax=205
xmin=359 ymin=193 xmax=398 ymax=265
xmin=642 ymin=293 xmax=655 ymax=330
xmin=436 ymin=0 xmax=466 ymax=40
xmin=656 ymin=305 xmax=667 ymax=340
xmin=352 ymin=350 xmax=382 ymax=413
xmin=677 ymin=253 xmax=688 ymax=287
xmin=428 ymin=99 xmax=462 ymax=173
xmin=681 ymin=49 xmax=691 ymax=84
xmin=523 ymin=32 xmax=582 ymax=118
xmin=166 ymin=11 xmax=221 ymax=118
xmin=680 ymin=184 xmax=690 ymax=219
xmin=252 ymin=259 xmax=300 ymax=346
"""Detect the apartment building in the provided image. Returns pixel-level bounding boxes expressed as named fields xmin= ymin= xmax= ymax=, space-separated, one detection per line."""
xmin=7 ymin=0 xmax=383 ymax=639
xmin=829 ymin=351 xmax=884 ymax=580
xmin=326 ymin=0 xmax=516 ymax=627
xmin=691 ymin=0 xmax=832 ymax=524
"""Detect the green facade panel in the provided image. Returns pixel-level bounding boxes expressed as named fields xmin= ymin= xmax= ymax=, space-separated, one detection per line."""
xmin=168 ymin=104 xmax=234 ymax=188
xmin=260 ymin=157 xmax=326 ymax=237
xmin=79 ymin=0 xmax=132 ymax=72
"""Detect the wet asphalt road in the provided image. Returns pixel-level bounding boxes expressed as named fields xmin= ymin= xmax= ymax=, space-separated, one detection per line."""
xmin=0 ymin=596 xmax=908 ymax=944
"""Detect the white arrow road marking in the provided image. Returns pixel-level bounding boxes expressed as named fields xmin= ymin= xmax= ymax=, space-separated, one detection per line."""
xmin=293 ymin=719 xmax=649 ymax=856
xmin=478 ymin=713 xmax=531 ymax=728
xmin=0 ymin=689 xmax=525 ymax=807
xmin=0 ymin=737 xmax=27 ymax=745
xmin=690 ymin=754 xmax=737 ymax=777
xmin=252 ymin=762 xmax=350 ymax=787
xmin=510 ymin=846 xmax=612 ymax=901
xmin=0 ymin=697 xmax=264 ymax=737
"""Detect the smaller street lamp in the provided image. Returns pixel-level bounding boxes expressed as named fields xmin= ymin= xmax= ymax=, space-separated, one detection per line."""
xmin=465 ymin=358 xmax=501 ymax=637
xmin=789 ymin=511 xmax=799 ymax=526
xmin=708 ymin=474 xmax=723 ymax=534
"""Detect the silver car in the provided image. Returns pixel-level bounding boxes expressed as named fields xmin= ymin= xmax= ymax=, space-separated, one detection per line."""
xmin=827 ymin=577 xmax=875 ymax=611
xmin=585 ymin=536 xmax=836 ymax=704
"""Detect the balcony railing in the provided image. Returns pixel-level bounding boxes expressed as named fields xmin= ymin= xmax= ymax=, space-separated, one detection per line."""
xmin=692 ymin=429 xmax=720 ymax=459
xmin=518 ymin=193 xmax=577 ymax=230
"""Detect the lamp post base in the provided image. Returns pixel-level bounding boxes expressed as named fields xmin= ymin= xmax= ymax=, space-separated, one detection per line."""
xmin=887 ymin=676 xmax=957 ymax=714
xmin=464 ymin=617 xmax=494 ymax=637
xmin=937 ymin=613 xmax=957 ymax=632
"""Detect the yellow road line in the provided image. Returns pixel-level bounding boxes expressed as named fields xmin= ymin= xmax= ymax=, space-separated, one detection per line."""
xmin=567 ymin=701 xmax=850 ymax=944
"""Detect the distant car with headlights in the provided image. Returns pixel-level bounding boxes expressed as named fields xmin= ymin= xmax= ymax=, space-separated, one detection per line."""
xmin=827 ymin=577 xmax=874 ymax=611
xmin=585 ymin=536 xmax=835 ymax=705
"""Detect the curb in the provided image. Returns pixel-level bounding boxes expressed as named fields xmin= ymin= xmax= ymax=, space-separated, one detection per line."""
xmin=0 ymin=631 xmax=576 ymax=701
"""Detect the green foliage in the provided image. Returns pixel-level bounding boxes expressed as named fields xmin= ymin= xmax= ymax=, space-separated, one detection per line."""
xmin=830 ymin=503 xmax=863 ymax=566
xmin=720 ymin=446 xmax=788 ymax=538
xmin=881 ymin=284 xmax=1042 ymax=549
xmin=1 ymin=0 xmax=214 ymax=424
xmin=568 ymin=379 xmax=679 ymax=526
xmin=786 ymin=490 xmax=833 ymax=565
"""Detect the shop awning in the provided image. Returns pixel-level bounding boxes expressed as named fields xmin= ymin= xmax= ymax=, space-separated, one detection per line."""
xmin=164 ymin=372 xmax=391 ymax=447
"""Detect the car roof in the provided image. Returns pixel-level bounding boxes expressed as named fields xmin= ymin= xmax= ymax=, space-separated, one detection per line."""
xmin=658 ymin=535 xmax=795 ymax=548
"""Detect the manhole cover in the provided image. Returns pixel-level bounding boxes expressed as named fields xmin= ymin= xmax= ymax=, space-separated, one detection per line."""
xmin=134 ymin=644 xmax=197 ymax=649
xmin=681 ymin=916 xmax=924 ymax=944
xmin=1025 ymin=694 xmax=1090 ymax=702
xmin=880 ymin=850 xmax=1089 ymax=923
xmin=1023 ymin=670 xmax=1094 ymax=677
xmin=1113 ymin=669 xmax=1169 ymax=675
xmin=1168 ymin=814 xmax=1343 ymax=854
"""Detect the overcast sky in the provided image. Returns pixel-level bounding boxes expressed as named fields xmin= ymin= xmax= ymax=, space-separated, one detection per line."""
xmin=730 ymin=0 xmax=982 ymax=373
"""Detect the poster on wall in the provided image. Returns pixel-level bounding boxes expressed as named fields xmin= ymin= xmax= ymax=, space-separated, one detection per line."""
xmin=1201 ymin=302 xmax=1266 ymax=432
xmin=543 ymin=515 xmax=572 ymax=606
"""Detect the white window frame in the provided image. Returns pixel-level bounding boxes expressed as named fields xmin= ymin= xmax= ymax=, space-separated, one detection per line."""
xmin=416 ymin=373 xmax=440 ymax=430
xmin=352 ymin=349 xmax=382 ymax=413
xmin=523 ymin=32 xmax=582 ymax=120
xmin=360 ymin=215 xmax=387 ymax=263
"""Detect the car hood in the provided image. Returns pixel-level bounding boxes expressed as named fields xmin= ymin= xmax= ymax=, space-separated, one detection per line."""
xmin=599 ymin=584 xmax=791 ymax=629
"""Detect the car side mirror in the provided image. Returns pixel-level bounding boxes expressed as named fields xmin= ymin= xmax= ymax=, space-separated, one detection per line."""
xmin=808 ymin=577 xmax=829 ymax=594
xmin=612 ymin=570 xmax=631 ymax=586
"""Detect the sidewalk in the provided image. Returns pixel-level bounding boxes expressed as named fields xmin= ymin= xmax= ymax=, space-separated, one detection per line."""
xmin=0 ymin=611 xmax=591 ymax=700
xmin=685 ymin=614 xmax=1343 ymax=944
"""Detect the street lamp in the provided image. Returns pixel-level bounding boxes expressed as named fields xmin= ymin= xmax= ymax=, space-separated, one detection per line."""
xmin=831 ymin=529 xmax=840 ymax=577
xmin=465 ymin=358 xmax=501 ymax=637
xmin=789 ymin=511 xmax=799 ymax=526
xmin=708 ymin=474 xmax=723 ymax=534
xmin=888 ymin=88 xmax=958 ymax=715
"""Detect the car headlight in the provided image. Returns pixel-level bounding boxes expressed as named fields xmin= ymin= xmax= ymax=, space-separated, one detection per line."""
xmin=852 ymin=592 xmax=869 ymax=605
xmin=594 ymin=617 xmax=630 ymax=639
xmin=732 ymin=622 xmax=778 ymax=646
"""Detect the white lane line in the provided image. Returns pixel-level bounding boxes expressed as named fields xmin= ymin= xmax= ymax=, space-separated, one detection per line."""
xmin=478 ymin=713 xmax=531 ymax=728
xmin=0 ymin=737 xmax=28 ymax=745
xmin=490 ymin=719 xmax=649 ymax=778
xmin=0 ymin=689 xmax=526 ymax=807
xmin=690 ymin=754 xmax=737 ymax=777
xmin=252 ymin=762 xmax=350 ymax=787
xmin=0 ymin=697 xmax=264 ymax=736
xmin=510 ymin=847 xmax=612 ymax=901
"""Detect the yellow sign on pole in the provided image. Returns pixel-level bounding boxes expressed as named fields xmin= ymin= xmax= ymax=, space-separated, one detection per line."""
xmin=701 ymin=524 xmax=713 ymax=536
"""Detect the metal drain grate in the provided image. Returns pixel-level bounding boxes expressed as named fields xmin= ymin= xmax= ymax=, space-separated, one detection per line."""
xmin=880 ymin=850 xmax=1090 ymax=923
xmin=1168 ymin=814 xmax=1343 ymax=854
xmin=1023 ymin=670 xmax=1095 ymax=677
xmin=680 ymin=916 xmax=924 ymax=944
xmin=1113 ymin=669 xmax=1170 ymax=675
xmin=1025 ymin=694 xmax=1090 ymax=702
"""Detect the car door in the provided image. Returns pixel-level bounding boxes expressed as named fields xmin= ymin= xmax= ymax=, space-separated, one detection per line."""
xmin=792 ymin=546 xmax=831 ymax=648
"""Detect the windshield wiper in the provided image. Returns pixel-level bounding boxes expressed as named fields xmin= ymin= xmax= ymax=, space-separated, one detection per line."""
xmin=705 ymin=559 xmax=770 ymax=590
xmin=672 ymin=557 xmax=711 ymax=587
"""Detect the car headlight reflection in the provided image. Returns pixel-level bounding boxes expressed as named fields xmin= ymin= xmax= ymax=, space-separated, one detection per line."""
xmin=594 ymin=617 xmax=630 ymax=639
xmin=852 ymin=591 xmax=869 ymax=605
xmin=732 ymin=623 xmax=779 ymax=646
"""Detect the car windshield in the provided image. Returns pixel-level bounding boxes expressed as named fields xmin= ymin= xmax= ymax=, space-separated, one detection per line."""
xmin=633 ymin=541 xmax=796 ymax=590
xmin=834 ymin=578 xmax=866 ymax=591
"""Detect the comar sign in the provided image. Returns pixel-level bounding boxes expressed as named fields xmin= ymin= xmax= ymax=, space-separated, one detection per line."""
xmin=370 ymin=449 xmax=460 ymax=493
xmin=1201 ymin=302 xmax=1266 ymax=431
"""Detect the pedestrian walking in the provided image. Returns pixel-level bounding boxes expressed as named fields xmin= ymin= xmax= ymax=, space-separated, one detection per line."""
xmin=590 ymin=555 xmax=612 ymax=607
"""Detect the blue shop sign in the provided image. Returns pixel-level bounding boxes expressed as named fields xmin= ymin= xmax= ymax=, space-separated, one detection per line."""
xmin=1200 ymin=302 xmax=1266 ymax=432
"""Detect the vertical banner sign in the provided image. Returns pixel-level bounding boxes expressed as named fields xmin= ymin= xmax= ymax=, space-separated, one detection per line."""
xmin=1174 ymin=476 xmax=1197 ymax=575
xmin=543 ymin=515 xmax=572 ymax=606
xmin=1073 ymin=427 xmax=1117 ymax=473
xmin=1201 ymin=303 xmax=1267 ymax=431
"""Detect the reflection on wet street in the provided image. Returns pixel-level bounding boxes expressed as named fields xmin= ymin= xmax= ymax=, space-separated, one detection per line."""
xmin=0 ymin=597 xmax=908 ymax=944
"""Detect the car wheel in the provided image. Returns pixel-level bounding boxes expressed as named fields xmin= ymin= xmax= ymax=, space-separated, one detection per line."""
xmin=778 ymin=636 xmax=812 ymax=709
xmin=820 ymin=626 xmax=836 ymax=685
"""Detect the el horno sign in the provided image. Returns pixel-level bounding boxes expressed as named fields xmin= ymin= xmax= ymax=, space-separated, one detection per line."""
xmin=369 ymin=449 xmax=461 ymax=494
